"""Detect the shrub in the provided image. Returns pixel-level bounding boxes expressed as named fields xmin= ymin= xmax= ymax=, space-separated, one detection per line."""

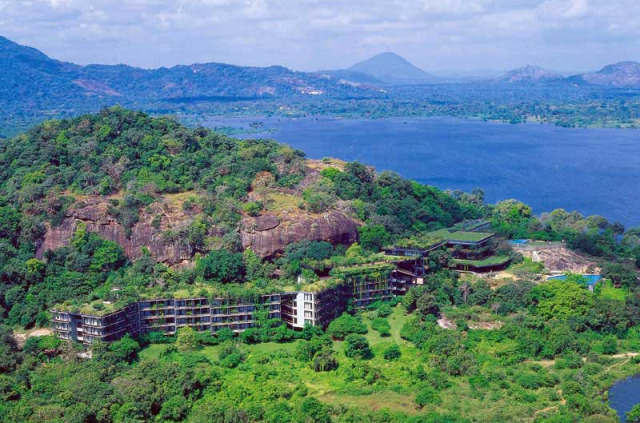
xmin=312 ymin=348 xmax=338 ymax=372
xmin=326 ymin=313 xmax=367 ymax=340
xmin=176 ymin=327 xmax=198 ymax=352
xmin=215 ymin=327 xmax=235 ymax=342
xmin=601 ymin=335 xmax=618 ymax=355
xmin=344 ymin=334 xmax=372 ymax=359
xmin=147 ymin=331 xmax=176 ymax=344
xmin=240 ymin=328 xmax=262 ymax=344
xmin=383 ymin=344 xmax=401 ymax=361
xmin=218 ymin=342 xmax=246 ymax=368
xmin=371 ymin=318 xmax=391 ymax=336
xmin=456 ymin=319 xmax=469 ymax=332
xmin=295 ymin=335 xmax=333 ymax=362
xmin=292 ymin=397 xmax=331 ymax=423
xmin=369 ymin=301 xmax=393 ymax=317
xmin=243 ymin=201 xmax=263 ymax=216
xmin=415 ymin=386 xmax=442 ymax=407
xmin=195 ymin=331 xmax=218 ymax=345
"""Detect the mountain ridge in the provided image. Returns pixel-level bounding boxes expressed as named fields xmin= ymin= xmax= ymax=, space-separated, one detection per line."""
xmin=572 ymin=61 xmax=640 ymax=87
xmin=499 ymin=65 xmax=564 ymax=83
xmin=0 ymin=35 xmax=382 ymax=130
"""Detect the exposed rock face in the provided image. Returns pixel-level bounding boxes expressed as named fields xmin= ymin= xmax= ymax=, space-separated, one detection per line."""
xmin=241 ymin=211 xmax=359 ymax=257
xmin=37 ymin=197 xmax=360 ymax=263
xmin=37 ymin=197 xmax=220 ymax=265
xmin=514 ymin=243 xmax=599 ymax=274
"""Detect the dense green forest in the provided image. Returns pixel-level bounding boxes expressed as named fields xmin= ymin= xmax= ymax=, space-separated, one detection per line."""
xmin=0 ymin=109 xmax=639 ymax=422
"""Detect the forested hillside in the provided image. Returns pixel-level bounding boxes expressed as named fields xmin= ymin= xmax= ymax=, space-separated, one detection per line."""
xmin=0 ymin=109 xmax=639 ymax=423
xmin=0 ymin=107 xmax=482 ymax=327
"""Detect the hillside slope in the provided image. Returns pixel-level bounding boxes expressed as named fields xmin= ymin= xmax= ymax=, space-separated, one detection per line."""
xmin=0 ymin=108 xmax=476 ymax=264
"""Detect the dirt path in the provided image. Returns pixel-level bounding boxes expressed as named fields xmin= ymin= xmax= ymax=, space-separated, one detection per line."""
xmin=533 ymin=390 xmax=565 ymax=417
xmin=14 ymin=328 xmax=52 ymax=348
xmin=604 ymin=353 xmax=640 ymax=374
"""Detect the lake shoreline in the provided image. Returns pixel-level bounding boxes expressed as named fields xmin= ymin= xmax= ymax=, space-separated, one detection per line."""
xmin=200 ymin=116 xmax=640 ymax=227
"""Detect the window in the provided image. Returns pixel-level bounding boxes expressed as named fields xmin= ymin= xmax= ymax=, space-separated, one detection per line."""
xmin=304 ymin=302 xmax=313 ymax=310
xmin=304 ymin=293 xmax=313 ymax=301
xmin=304 ymin=311 xmax=313 ymax=318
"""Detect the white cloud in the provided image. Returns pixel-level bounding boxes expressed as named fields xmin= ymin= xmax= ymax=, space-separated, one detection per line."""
xmin=0 ymin=0 xmax=637 ymax=71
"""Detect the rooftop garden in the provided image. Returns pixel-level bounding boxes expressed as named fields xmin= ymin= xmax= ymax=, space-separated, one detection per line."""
xmin=282 ymin=277 xmax=345 ymax=293
xmin=52 ymin=299 xmax=131 ymax=316
xmin=427 ymin=228 xmax=495 ymax=243
xmin=301 ymin=251 xmax=410 ymax=272
xmin=451 ymin=219 xmax=490 ymax=231
xmin=452 ymin=255 xmax=511 ymax=268
xmin=138 ymin=283 xmax=284 ymax=302
xmin=385 ymin=234 xmax=446 ymax=251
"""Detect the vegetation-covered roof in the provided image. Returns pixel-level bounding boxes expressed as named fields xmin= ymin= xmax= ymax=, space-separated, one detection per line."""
xmin=52 ymin=299 xmax=130 ymax=316
xmin=452 ymin=255 xmax=511 ymax=267
xmin=428 ymin=228 xmax=495 ymax=243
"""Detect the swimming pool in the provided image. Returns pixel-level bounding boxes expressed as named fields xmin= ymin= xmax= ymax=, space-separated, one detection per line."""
xmin=509 ymin=239 xmax=529 ymax=245
xmin=546 ymin=274 xmax=602 ymax=289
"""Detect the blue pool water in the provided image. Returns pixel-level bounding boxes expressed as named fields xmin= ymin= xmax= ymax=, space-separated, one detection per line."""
xmin=509 ymin=239 xmax=529 ymax=245
xmin=546 ymin=274 xmax=602 ymax=288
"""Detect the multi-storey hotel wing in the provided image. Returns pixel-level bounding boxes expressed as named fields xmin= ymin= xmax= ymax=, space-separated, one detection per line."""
xmin=52 ymin=224 xmax=507 ymax=345
xmin=51 ymin=258 xmax=425 ymax=344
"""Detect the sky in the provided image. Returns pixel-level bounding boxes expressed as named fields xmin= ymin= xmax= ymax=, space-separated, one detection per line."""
xmin=0 ymin=0 xmax=638 ymax=73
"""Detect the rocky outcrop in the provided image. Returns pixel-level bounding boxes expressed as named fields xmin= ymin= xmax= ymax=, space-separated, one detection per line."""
xmin=37 ymin=197 xmax=361 ymax=263
xmin=241 ymin=211 xmax=359 ymax=257
xmin=514 ymin=243 xmax=599 ymax=274
xmin=37 ymin=197 xmax=222 ymax=265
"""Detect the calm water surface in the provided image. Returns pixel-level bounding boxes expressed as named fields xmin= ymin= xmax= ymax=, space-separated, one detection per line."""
xmin=609 ymin=375 xmax=640 ymax=422
xmin=205 ymin=117 xmax=640 ymax=226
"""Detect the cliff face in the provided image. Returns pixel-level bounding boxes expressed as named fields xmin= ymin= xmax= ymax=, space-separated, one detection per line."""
xmin=240 ymin=211 xmax=359 ymax=258
xmin=36 ymin=197 xmax=216 ymax=265
xmin=37 ymin=197 xmax=360 ymax=263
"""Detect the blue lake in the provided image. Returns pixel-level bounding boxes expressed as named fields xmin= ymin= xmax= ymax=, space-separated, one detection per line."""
xmin=204 ymin=117 xmax=640 ymax=227
xmin=609 ymin=375 xmax=640 ymax=422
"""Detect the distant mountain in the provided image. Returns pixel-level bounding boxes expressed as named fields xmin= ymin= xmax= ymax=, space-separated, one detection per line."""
xmin=0 ymin=35 xmax=382 ymax=134
xmin=347 ymin=52 xmax=434 ymax=85
xmin=573 ymin=61 xmax=640 ymax=88
xmin=499 ymin=65 xmax=564 ymax=83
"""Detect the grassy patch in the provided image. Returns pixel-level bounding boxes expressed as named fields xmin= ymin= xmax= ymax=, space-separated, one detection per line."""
xmin=266 ymin=192 xmax=304 ymax=214
xmin=597 ymin=280 xmax=628 ymax=301
xmin=453 ymin=255 xmax=511 ymax=266
xmin=360 ymin=304 xmax=410 ymax=346
xmin=428 ymin=229 xmax=494 ymax=243
xmin=508 ymin=257 xmax=545 ymax=274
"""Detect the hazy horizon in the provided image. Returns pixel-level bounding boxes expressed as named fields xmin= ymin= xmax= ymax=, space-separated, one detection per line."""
xmin=1 ymin=0 xmax=638 ymax=73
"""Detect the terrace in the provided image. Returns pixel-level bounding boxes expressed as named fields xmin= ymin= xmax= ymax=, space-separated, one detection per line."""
xmin=452 ymin=255 xmax=511 ymax=271
xmin=427 ymin=228 xmax=495 ymax=246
